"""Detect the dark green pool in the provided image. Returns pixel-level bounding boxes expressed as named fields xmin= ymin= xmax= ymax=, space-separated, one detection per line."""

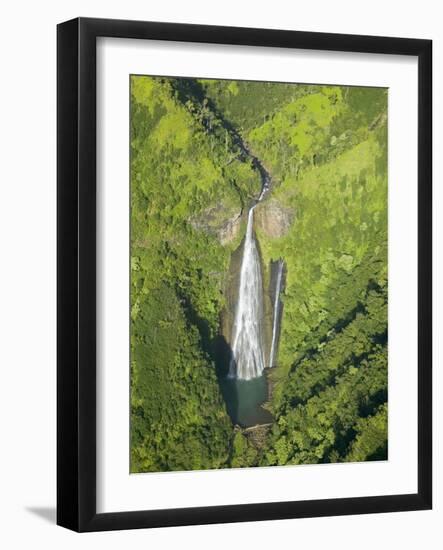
xmin=220 ymin=375 xmax=273 ymax=427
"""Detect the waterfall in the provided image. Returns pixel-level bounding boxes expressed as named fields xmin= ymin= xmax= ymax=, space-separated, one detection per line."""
xmin=269 ymin=260 xmax=284 ymax=368
xmin=228 ymin=206 xmax=265 ymax=380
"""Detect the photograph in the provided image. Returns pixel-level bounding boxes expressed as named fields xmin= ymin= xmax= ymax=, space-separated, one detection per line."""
xmin=129 ymin=75 xmax=388 ymax=474
xmin=0 ymin=2 xmax=434 ymax=543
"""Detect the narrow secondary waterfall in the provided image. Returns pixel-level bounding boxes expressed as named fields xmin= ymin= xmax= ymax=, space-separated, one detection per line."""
xmin=228 ymin=206 xmax=265 ymax=380
xmin=269 ymin=259 xmax=284 ymax=369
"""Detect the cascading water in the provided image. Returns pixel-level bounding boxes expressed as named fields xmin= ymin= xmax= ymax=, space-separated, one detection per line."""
xmin=268 ymin=259 xmax=284 ymax=368
xmin=228 ymin=206 xmax=266 ymax=380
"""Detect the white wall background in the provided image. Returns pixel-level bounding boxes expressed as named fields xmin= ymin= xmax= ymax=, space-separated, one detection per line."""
xmin=0 ymin=0 xmax=440 ymax=547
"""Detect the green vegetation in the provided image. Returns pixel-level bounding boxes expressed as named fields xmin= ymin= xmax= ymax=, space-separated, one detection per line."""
xmin=200 ymin=79 xmax=311 ymax=133
xmin=130 ymin=75 xmax=388 ymax=472
xmin=130 ymin=76 xmax=261 ymax=472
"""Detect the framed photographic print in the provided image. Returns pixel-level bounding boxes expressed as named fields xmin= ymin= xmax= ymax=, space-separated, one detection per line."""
xmin=57 ymin=17 xmax=432 ymax=531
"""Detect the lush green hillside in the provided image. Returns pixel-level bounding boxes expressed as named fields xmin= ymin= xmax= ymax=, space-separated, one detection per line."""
xmin=200 ymin=79 xmax=312 ymax=133
xmin=203 ymin=80 xmax=388 ymax=466
xmin=130 ymin=76 xmax=262 ymax=472
xmin=130 ymin=76 xmax=388 ymax=472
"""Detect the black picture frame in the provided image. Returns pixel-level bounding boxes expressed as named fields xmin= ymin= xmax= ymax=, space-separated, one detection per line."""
xmin=57 ymin=17 xmax=432 ymax=532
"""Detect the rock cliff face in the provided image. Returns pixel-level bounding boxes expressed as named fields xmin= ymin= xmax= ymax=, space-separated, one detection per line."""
xmin=217 ymin=212 xmax=243 ymax=245
xmin=189 ymin=204 xmax=243 ymax=245
xmin=254 ymin=198 xmax=294 ymax=238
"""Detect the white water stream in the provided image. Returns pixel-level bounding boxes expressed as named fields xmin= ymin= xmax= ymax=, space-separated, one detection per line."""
xmin=268 ymin=260 xmax=284 ymax=368
xmin=228 ymin=206 xmax=266 ymax=380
